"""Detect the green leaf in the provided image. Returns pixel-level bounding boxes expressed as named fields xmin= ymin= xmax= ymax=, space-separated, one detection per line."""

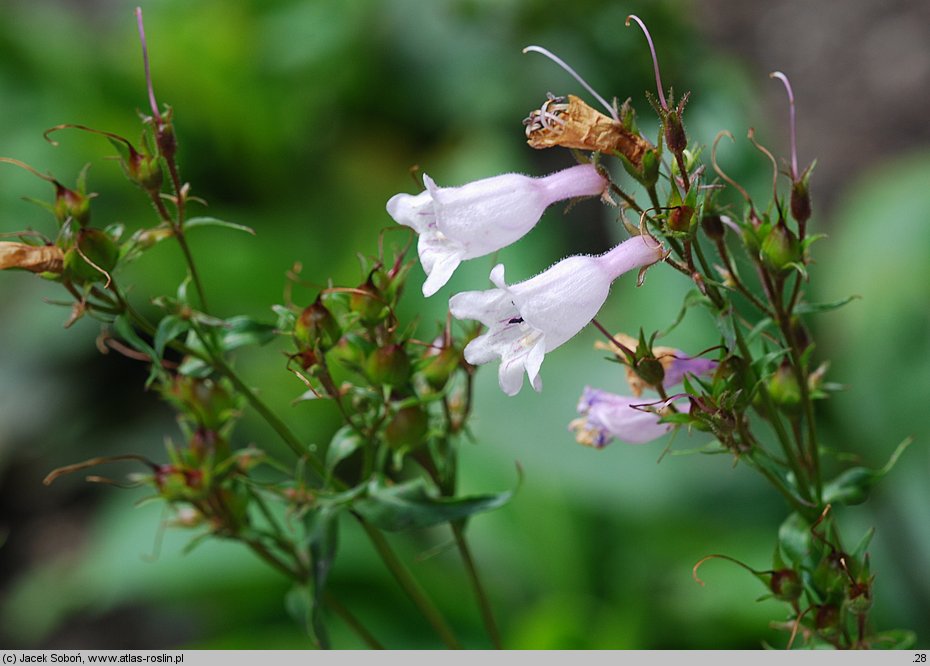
xmin=305 ymin=506 xmax=341 ymax=648
xmin=869 ymin=629 xmax=916 ymax=649
xmin=354 ymin=477 xmax=513 ymax=532
xmin=822 ymin=437 xmax=913 ymax=506
xmin=285 ymin=584 xmax=319 ymax=646
xmin=794 ymin=294 xmax=861 ymax=315
xmin=778 ymin=512 xmax=816 ymax=569
xmin=216 ymin=316 xmax=277 ymax=352
xmin=154 ymin=315 xmax=190 ymax=358
xmin=184 ymin=216 xmax=255 ymax=235
xmin=325 ymin=426 xmax=364 ymax=474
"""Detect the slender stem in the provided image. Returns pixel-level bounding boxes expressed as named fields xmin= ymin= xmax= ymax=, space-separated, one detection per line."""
xmin=452 ymin=522 xmax=501 ymax=649
xmin=358 ymin=517 xmax=462 ymax=649
xmin=213 ymin=353 xmax=321 ymax=472
xmin=325 ymin=592 xmax=385 ymax=649
xmin=713 ymin=238 xmax=772 ymax=314
xmin=730 ymin=310 xmax=812 ymax=503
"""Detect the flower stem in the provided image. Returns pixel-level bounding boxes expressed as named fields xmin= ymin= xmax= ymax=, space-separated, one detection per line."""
xmin=358 ymin=517 xmax=462 ymax=649
xmin=452 ymin=521 xmax=502 ymax=649
xmin=324 ymin=592 xmax=385 ymax=649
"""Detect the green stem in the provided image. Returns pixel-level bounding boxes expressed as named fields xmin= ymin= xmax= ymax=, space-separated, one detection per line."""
xmin=452 ymin=522 xmax=502 ymax=649
xmin=730 ymin=310 xmax=813 ymax=504
xmin=324 ymin=593 xmax=385 ymax=649
xmin=358 ymin=517 xmax=462 ymax=649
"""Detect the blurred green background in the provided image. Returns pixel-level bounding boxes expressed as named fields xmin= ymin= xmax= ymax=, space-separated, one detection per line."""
xmin=1 ymin=0 xmax=928 ymax=649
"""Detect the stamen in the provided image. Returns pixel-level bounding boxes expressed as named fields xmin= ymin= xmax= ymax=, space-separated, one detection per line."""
xmin=769 ymin=71 xmax=798 ymax=180
xmin=523 ymin=45 xmax=618 ymax=121
xmin=135 ymin=7 xmax=161 ymax=122
xmin=625 ymin=15 xmax=668 ymax=111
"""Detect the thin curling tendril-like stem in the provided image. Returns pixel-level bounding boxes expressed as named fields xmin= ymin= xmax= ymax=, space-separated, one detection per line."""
xmin=626 ymin=14 xmax=667 ymax=110
xmin=522 ymin=45 xmax=618 ymax=121
xmin=770 ymin=71 xmax=798 ymax=180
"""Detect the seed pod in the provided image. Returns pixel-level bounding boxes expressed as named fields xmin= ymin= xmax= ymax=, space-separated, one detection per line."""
xmin=350 ymin=278 xmax=387 ymax=326
xmin=760 ymin=221 xmax=799 ymax=272
xmin=767 ymin=362 xmax=801 ymax=413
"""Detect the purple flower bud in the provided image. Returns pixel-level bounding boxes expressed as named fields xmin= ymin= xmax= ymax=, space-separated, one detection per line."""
xmin=387 ymin=164 xmax=607 ymax=297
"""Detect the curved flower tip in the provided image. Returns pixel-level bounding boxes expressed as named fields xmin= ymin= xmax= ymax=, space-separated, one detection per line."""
xmin=570 ymin=387 xmax=687 ymax=447
xmin=449 ymin=237 xmax=664 ymax=396
xmin=386 ymin=163 xmax=607 ymax=297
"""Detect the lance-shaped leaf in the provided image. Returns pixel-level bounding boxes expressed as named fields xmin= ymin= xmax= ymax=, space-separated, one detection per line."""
xmin=354 ymin=476 xmax=513 ymax=531
xmin=823 ymin=437 xmax=913 ymax=506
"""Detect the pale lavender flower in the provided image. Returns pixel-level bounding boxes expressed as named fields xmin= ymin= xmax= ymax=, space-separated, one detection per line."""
xmin=569 ymin=387 xmax=687 ymax=448
xmin=386 ymin=163 xmax=607 ymax=297
xmin=449 ymin=236 xmax=664 ymax=396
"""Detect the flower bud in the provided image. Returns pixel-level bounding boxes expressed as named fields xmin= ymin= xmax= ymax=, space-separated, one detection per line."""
xmin=418 ymin=344 xmax=461 ymax=392
xmin=767 ymin=362 xmax=801 ymax=413
xmin=633 ymin=357 xmax=665 ymax=388
xmin=813 ymin=603 xmax=841 ymax=636
xmin=54 ymin=183 xmax=91 ymax=227
xmin=664 ymin=109 xmax=687 ymax=155
xmin=294 ymin=298 xmax=341 ymax=351
xmin=760 ymin=221 xmax=799 ymax=272
xmin=790 ymin=177 xmax=811 ymax=226
xmin=812 ymin=552 xmax=848 ymax=603
xmin=668 ymin=205 xmax=694 ymax=233
xmin=701 ymin=213 xmax=725 ymax=241
xmin=365 ymin=344 xmax=412 ymax=387
xmin=127 ymin=148 xmax=163 ymax=193
xmin=384 ymin=405 xmax=429 ymax=451
xmin=350 ymin=278 xmax=387 ymax=326
xmin=62 ymin=228 xmax=119 ymax=283
xmin=769 ymin=569 xmax=802 ymax=602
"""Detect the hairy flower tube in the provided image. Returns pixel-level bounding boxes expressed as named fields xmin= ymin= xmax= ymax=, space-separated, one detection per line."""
xmin=569 ymin=387 xmax=685 ymax=447
xmin=386 ymin=163 xmax=607 ymax=296
xmin=449 ymin=236 xmax=664 ymax=395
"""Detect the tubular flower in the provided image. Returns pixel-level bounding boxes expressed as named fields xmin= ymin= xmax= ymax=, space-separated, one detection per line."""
xmin=386 ymin=163 xmax=607 ymax=297
xmin=449 ymin=236 xmax=664 ymax=396
xmin=569 ymin=387 xmax=688 ymax=448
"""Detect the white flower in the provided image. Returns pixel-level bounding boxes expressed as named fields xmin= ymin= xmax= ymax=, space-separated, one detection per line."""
xmin=386 ymin=163 xmax=607 ymax=297
xmin=449 ymin=236 xmax=664 ymax=395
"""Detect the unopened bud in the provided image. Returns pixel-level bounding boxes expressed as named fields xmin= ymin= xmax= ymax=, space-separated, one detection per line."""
xmin=418 ymin=344 xmax=461 ymax=391
xmin=770 ymin=569 xmax=802 ymax=602
xmin=701 ymin=213 xmax=725 ymax=240
xmin=62 ymin=228 xmax=119 ymax=283
xmin=350 ymin=279 xmax=387 ymax=326
xmin=760 ymin=221 xmax=799 ymax=272
xmin=668 ymin=205 xmax=694 ymax=233
xmin=384 ymin=405 xmax=429 ymax=451
xmin=127 ymin=148 xmax=163 ymax=192
xmin=294 ymin=298 xmax=341 ymax=351
xmin=790 ymin=178 xmax=811 ymax=225
xmin=664 ymin=109 xmax=687 ymax=154
xmin=365 ymin=344 xmax=411 ymax=387
xmin=768 ymin=362 xmax=801 ymax=413
xmin=54 ymin=184 xmax=91 ymax=227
